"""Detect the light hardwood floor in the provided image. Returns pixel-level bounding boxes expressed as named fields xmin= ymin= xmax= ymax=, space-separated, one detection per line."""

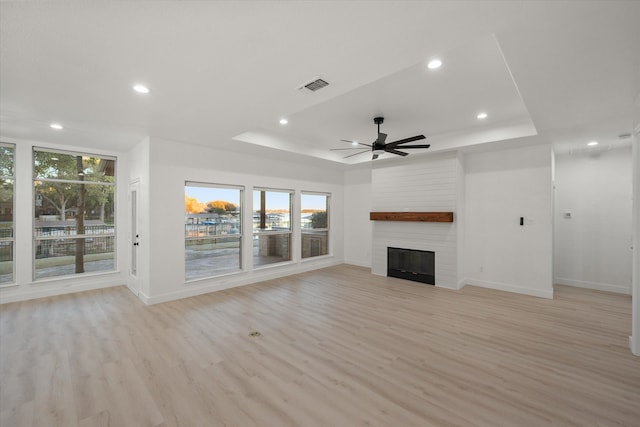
xmin=1 ymin=264 xmax=639 ymax=426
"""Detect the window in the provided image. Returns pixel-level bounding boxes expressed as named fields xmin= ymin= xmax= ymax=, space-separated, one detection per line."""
xmin=253 ymin=189 xmax=292 ymax=267
xmin=0 ymin=143 xmax=15 ymax=285
xmin=185 ymin=183 xmax=242 ymax=280
xmin=301 ymin=192 xmax=329 ymax=258
xmin=33 ymin=148 xmax=116 ymax=280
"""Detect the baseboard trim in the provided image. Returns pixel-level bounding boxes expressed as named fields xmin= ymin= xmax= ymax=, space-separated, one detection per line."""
xmin=137 ymin=290 xmax=151 ymax=305
xmin=0 ymin=279 xmax=124 ymax=304
xmin=436 ymin=281 xmax=463 ymax=291
xmin=343 ymin=259 xmax=371 ymax=268
xmin=143 ymin=258 xmax=343 ymax=305
xmin=554 ymin=277 xmax=631 ymax=295
xmin=464 ymin=278 xmax=554 ymax=299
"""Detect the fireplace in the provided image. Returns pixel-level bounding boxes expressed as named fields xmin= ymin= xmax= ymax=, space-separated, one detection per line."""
xmin=387 ymin=247 xmax=435 ymax=285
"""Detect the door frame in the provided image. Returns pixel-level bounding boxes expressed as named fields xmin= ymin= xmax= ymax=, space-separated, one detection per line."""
xmin=128 ymin=179 xmax=141 ymax=295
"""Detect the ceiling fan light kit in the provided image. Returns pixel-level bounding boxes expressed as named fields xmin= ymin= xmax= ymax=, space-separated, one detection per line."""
xmin=331 ymin=116 xmax=430 ymax=160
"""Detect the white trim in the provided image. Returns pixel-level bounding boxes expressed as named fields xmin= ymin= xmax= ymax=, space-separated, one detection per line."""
xmin=31 ymin=268 xmax=119 ymax=285
xmin=464 ymin=278 xmax=554 ymax=299
xmin=185 ymin=181 xmax=244 ymax=191
xmin=0 ymin=274 xmax=123 ymax=304
xmin=343 ymin=259 xmax=371 ymax=268
xmin=436 ymin=282 xmax=461 ymax=291
xmin=137 ymin=289 xmax=151 ymax=305
xmin=33 ymin=145 xmax=117 ymax=161
xmin=35 ymin=178 xmax=114 ymax=186
xmin=253 ymin=259 xmax=296 ymax=271
xmin=554 ymin=277 xmax=631 ymax=295
xmin=143 ymin=257 xmax=342 ymax=305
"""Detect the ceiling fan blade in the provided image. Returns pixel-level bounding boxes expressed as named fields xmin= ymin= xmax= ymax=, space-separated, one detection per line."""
xmin=394 ymin=144 xmax=431 ymax=149
xmin=343 ymin=150 xmax=369 ymax=159
xmin=340 ymin=140 xmax=372 ymax=147
xmin=372 ymin=153 xmax=379 ymax=160
xmin=377 ymin=132 xmax=387 ymax=144
xmin=387 ymin=135 xmax=426 ymax=147
xmin=385 ymin=148 xmax=409 ymax=156
xmin=330 ymin=147 xmax=370 ymax=151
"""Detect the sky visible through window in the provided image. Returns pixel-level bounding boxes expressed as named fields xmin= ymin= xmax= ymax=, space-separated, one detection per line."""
xmin=186 ymin=187 xmax=240 ymax=206
xmin=301 ymin=194 xmax=327 ymax=212
xmin=185 ymin=187 xmax=326 ymax=211
xmin=253 ymin=191 xmax=290 ymax=211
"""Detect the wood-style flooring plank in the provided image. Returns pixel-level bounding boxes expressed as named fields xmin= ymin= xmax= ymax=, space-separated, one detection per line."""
xmin=1 ymin=264 xmax=639 ymax=426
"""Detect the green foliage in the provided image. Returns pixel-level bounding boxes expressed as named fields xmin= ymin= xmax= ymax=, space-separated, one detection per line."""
xmin=310 ymin=211 xmax=327 ymax=228
xmin=0 ymin=146 xmax=14 ymax=177
xmin=0 ymin=180 xmax=12 ymax=203
xmin=34 ymin=151 xmax=114 ymax=221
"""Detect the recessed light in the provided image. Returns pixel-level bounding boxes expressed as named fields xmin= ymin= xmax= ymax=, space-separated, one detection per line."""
xmin=587 ymin=141 xmax=598 ymax=146
xmin=50 ymin=123 xmax=63 ymax=130
xmin=427 ymin=59 xmax=442 ymax=69
xmin=279 ymin=118 xmax=288 ymax=125
xmin=133 ymin=84 xmax=150 ymax=94
xmin=477 ymin=112 xmax=488 ymax=119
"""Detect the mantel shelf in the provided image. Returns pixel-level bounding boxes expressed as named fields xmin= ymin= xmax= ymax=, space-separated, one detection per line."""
xmin=369 ymin=212 xmax=454 ymax=223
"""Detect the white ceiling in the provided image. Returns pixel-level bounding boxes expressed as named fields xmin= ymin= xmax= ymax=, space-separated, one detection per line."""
xmin=1 ymin=1 xmax=638 ymax=166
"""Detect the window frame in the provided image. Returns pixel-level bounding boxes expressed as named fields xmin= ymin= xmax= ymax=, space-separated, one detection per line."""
xmin=184 ymin=181 xmax=244 ymax=281
xmin=252 ymin=187 xmax=294 ymax=268
xmin=300 ymin=191 xmax=331 ymax=259
xmin=32 ymin=147 xmax=117 ymax=281
xmin=0 ymin=142 xmax=15 ymax=287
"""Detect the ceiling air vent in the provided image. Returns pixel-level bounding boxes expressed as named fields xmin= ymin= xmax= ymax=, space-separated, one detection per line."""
xmin=298 ymin=77 xmax=329 ymax=92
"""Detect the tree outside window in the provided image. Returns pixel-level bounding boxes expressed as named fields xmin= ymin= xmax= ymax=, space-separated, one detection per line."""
xmin=33 ymin=149 xmax=116 ymax=279
xmin=301 ymin=193 xmax=329 ymax=259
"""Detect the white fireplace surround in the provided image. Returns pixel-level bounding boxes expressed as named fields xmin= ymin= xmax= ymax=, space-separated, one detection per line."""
xmin=370 ymin=152 xmax=461 ymax=289
xmin=372 ymin=222 xmax=457 ymax=288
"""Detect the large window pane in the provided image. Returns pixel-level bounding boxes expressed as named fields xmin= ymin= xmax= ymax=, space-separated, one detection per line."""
xmin=185 ymin=237 xmax=241 ymax=280
xmin=185 ymin=183 xmax=242 ymax=280
xmin=0 ymin=241 xmax=13 ymax=284
xmin=0 ymin=143 xmax=14 ymax=285
xmin=33 ymin=148 xmax=116 ymax=280
xmin=34 ymin=182 xmax=115 ymax=225
xmin=0 ymin=145 xmax=14 ymax=177
xmin=253 ymin=189 xmax=292 ymax=267
xmin=35 ymin=236 xmax=115 ymax=279
xmin=34 ymin=150 xmax=115 ymax=182
xmin=301 ymin=193 xmax=329 ymax=259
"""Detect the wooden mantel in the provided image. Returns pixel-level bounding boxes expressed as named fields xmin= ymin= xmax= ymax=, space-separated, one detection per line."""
xmin=369 ymin=212 xmax=454 ymax=223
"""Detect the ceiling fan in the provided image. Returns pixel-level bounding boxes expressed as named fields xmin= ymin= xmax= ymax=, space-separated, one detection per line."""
xmin=331 ymin=117 xmax=430 ymax=160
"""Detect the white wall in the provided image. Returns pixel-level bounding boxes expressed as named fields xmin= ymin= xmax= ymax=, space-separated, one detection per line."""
xmin=371 ymin=152 xmax=460 ymax=289
xmin=0 ymin=138 xmax=127 ymax=304
xmin=142 ymin=137 xmax=345 ymax=304
xmin=464 ymin=144 xmax=554 ymax=298
xmin=554 ymin=147 xmax=633 ymax=294
xmin=343 ymin=168 xmax=372 ymax=267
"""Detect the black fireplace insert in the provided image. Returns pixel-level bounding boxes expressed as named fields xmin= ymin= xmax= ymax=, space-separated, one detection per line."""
xmin=387 ymin=247 xmax=435 ymax=285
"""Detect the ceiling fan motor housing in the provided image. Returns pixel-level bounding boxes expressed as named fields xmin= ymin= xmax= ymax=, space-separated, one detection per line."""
xmin=333 ymin=116 xmax=428 ymax=160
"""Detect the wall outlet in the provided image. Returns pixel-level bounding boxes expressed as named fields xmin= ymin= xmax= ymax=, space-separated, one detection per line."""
xmin=563 ymin=211 xmax=572 ymax=219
